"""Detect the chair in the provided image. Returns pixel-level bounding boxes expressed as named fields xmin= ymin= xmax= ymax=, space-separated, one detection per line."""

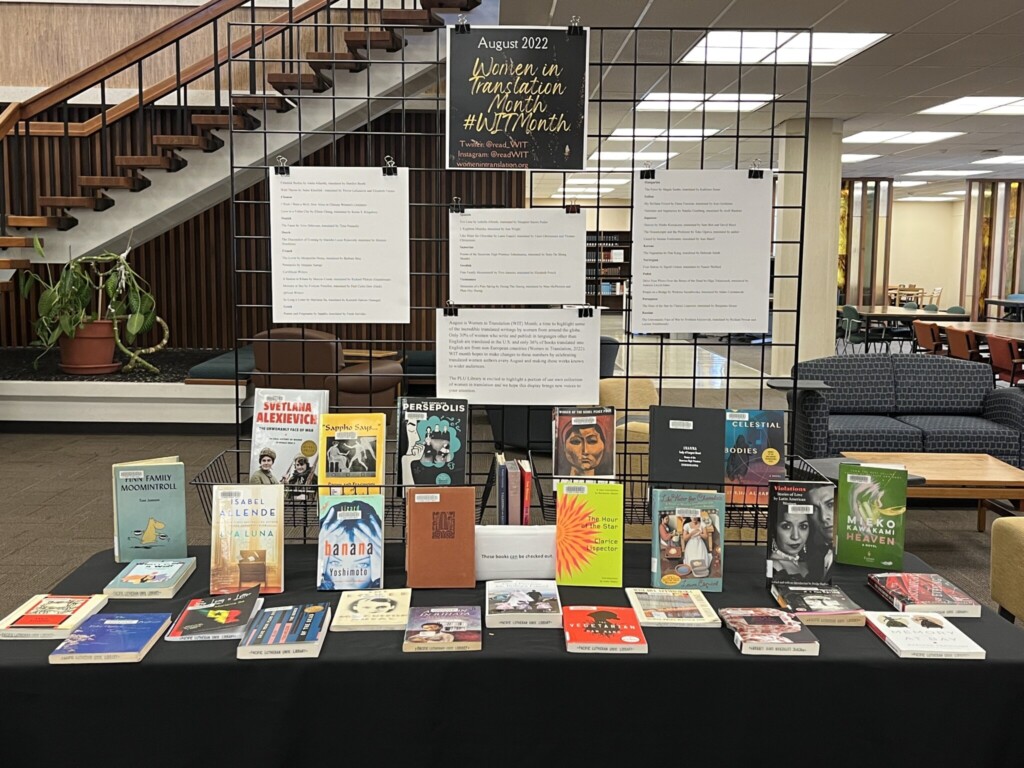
xmin=946 ymin=326 xmax=986 ymax=363
xmin=992 ymin=517 xmax=1024 ymax=622
xmin=887 ymin=302 xmax=918 ymax=351
xmin=931 ymin=287 xmax=943 ymax=305
xmin=911 ymin=320 xmax=945 ymax=355
xmin=840 ymin=305 xmax=888 ymax=353
xmin=947 ymin=306 xmax=967 ymax=314
xmin=251 ymin=328 xmax=404 ymax=412
xmin=988 ymin=335 xmax=1024 ymax=386
xmin=923 ymin=304 xmax=938 ymax=311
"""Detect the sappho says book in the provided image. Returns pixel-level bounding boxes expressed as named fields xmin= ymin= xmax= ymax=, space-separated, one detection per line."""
xmin=210 ymin=484 xmax=284 ymax=595
xmin=406 ymin=486 xmax=476 ymax=588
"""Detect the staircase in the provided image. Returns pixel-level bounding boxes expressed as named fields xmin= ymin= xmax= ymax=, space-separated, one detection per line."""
xmin=0 ymin=0 xmax=493 ymax=266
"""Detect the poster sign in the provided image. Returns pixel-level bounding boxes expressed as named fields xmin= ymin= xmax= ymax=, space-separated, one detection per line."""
xmin=446 ymin=25 xmax=589 ymax=171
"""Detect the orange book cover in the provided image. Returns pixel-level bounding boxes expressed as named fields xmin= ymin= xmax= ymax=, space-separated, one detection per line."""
xmin=563 ymin=605 xmax=648 ymax=653
xmin=210 ymin=484 xmax=285 ymax=595
xmin=406 ymin=487 xmax=476 ymax=588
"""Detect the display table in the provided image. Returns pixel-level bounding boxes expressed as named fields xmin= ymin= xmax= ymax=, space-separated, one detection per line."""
xmin=2 ymin=544 xmax=1024 ymax=767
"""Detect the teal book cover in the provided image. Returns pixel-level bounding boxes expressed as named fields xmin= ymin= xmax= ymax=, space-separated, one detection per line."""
xmin=836 ymin=463 xmax=907 ymax=569
xmin=112 ymin=459 xmax=188 ymax=563
xmin=651 ymin=488 xmax=725 ymax=592
xmin=724 ymin=409 xmax=785 ymax=506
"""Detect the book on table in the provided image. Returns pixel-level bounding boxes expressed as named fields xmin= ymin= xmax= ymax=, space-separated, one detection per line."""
xmin=397 ymin=397 xmax=468 ymax=486
xmin=103 ymin=557 xmax=197 ymax=599
xmin=485 ymin=580 xmax=562 ymax=628
xmin=718 ymin=607 xmax=820 ymax=656
xmin=625 ymin=587 xmax=720 ymax=628
xmin=402 ymin=606 xmax=482 ymax=652
xmin=551 ymin=406 xmax=617 ymax=479
xmin=555 ymin=481 xmax=624 ymax=588
xmin=723 ymin=409 xmax=786 ymax=506
xmin=111 ymin=456 xmax=187 ymax=563
xmin=562 ymin=605 xmax=648 ymax=654
xmin=165 ymin=589 xmax=264 ymax=642
xmin=0 ymin=594 xmax=109 ymax=640
xmin=836 ymin=463 xmax=907 ymax=569
xmin=317 ymin=494 xmax=384 ymax=591
xmin=330 ymin=588 xmax=412 ymax=632
xmin=770 ymin=583 xmax=865 ymax=626
xmin=651 ymin=488 xmax=725 ymax=592
xmin=49 ymin=613 xmax=172 ymax=664
xmin=868 ymin=572 xmax=981 ymax=617
xmin=209 ymin=484 xmax=285 ymax=595
xmin=405 ymin=486 xmax=476 ymax=588
xmin=318 ymin=413 xmax=386 ymax=495
xmin=248 ymin=387 xmax=328 ymax=502
xmin=237 ymin=603 xmax=332 ymax=659
xmin=766 ymin=480 xmax=835 ymax=586
xmin=865 ymin=611 xmax=985 ymax=659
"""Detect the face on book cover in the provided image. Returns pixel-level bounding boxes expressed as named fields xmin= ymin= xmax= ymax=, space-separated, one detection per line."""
xmin=562 ymin=424 xmax=607 ymax=475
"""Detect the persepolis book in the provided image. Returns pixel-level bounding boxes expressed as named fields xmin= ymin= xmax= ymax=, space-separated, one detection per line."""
xmin=397 ymin=396 xmax=468 ymax=486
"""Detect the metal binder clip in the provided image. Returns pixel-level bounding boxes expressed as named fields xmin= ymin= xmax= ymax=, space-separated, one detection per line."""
xmin=640 ymin=162 xmax=655 ymax=180
xmin=444 ymin=304 xmax=459 ymax=317
xmin=455 ymin=14 xmax=470 ymax=34
xmin=449 ymin=196 xmax=465 ymax=214
xmin=578 ymin=306 xmax=594 ymax=318
xmin=565 ymin=198 xmax=581 ymax=214
xmin=383 ymin=155 xmax=398 ymax=176
xmin=274 ymin=155 xmax=289 ymax=176
xmin=567 ymin=15 xmax=583 ymax=36
xmin=748 ymin=159 xmax=764 ymax=179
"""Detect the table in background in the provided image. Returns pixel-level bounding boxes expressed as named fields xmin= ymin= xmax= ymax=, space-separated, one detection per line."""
xmin=2 ymin=545 xmax=1024 ymax=767
xmin=838 ymin=306 xmax=966 ymax=353
xmin=984 ymin=298 xmax=1024 ymax=321
xmin=932 ymin=320 xmax=1024 ymax=344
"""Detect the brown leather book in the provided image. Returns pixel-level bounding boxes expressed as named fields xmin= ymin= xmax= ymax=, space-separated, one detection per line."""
xmin=406 ymin=486 xmax=477 ymax=588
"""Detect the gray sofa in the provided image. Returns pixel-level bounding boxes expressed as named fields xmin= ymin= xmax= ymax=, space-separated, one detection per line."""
xmin=790 ymin=354 xmax=1024 ymax=467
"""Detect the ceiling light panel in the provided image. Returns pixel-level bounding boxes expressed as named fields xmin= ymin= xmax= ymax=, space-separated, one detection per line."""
xmin=637 ymin=92 xmax=778 ymax=113
xmin=919 ymin=97 xmax=1024 ymax=115
xmin=842 ymin=154 xmax=881 ymax=162
xmin=844 ymin=131 xmax=963 ymax=144
xmin=903 ymin=170 xmax=992 ymax=177
xmin=895 ymin=197 xmax=959 ymax=202
xmin=892 ymin=181 xmax=927 ymax=187
xmin=608 ymin=127 xmax=718 ymax=141
xmin=973 ymin=156 xmax=1024 ymax=165
xmin=589 ymin=151 xmax=679 ymax=161
xmin=682 ymin=31 xmax=886 ymax=66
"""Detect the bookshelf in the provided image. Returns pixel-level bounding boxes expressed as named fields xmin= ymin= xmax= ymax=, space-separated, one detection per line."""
xmin=587 ymin=230 xmax=631 ymax=311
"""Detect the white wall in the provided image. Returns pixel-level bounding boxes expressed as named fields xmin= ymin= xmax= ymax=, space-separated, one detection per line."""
xmin=888 ymin=201 xmax=964 ymax=306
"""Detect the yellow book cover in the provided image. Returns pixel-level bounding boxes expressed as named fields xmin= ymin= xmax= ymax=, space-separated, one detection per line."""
xmin=555 ymin=481 xmax=624 ymax=588
xmin=210 ymin=484 xmax=284 ymax=595
xmin=318 ymin=414 xmax=386 ymax=495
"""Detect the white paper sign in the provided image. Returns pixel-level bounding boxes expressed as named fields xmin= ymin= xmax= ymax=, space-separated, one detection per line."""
xmin=436 ymin=308 xmax=600 ymax=405
xmin=269 ymin=166 xmax=411 ymax=324
xmin=449 ymin=209 xmax=587 ymax=305
xmin=475 ymin=525 xmax=556 ymax=581
xmin=632 ymin=169 xmax=772 ymax=334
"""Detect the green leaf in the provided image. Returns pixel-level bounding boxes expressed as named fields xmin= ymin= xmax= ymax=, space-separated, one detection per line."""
xmin=140 ymin=311 xmax=156 ymax=334
xmin=59 ymin=314 xmax=76 ymax=337
xmin=139 ymin=294 xmax=155 ymax=315
xmin=128 ymin=287 xmax=141 ymax=313
xmin=33 ymin=237 xmax=45 ymax=260
xmin=19 ymin=270 xmax=33 ymax=299
xmin=47 ymin=326 xmax=61 ymax=346
xmin=126 ymin=312 xmax=145 ymax=335
xmin=104 ymin=272 xmax=119 ymax=300
xmin=37 ymin=288 xmax=57 ymax=317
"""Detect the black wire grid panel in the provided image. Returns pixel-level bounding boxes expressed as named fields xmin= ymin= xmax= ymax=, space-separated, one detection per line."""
xmin=213 ymin=16 xmax=811 ymax=541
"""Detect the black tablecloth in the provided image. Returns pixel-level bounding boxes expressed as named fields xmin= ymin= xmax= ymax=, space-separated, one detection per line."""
xmin=2 ymin=544 xmax=1024 ymax=767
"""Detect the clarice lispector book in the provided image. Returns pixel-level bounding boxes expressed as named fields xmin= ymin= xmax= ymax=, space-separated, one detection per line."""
xmin=249 ymin=388 xmax=328 ymax=502
xmin=112 ymin=456 xmax=187 ymax=563
xmin=318 ymin=413 xmax=386 ymax=494
xmin=210 ymin=484 xmax=285 ymax=595
xmin=555 ymin=481 xmax=624 ymax=588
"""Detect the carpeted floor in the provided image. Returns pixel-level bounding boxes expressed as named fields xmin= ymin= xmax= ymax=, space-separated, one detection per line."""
xmin=0 ymin=347 xmax=227 ymax=382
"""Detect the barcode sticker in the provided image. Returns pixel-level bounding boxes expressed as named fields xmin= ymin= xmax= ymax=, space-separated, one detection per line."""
xmin=414 ymin=493 xmax=441 ymax=503
xmin=726 ymin=412 xmax=750 ymax=421
xmin=562 ymin=485 xmax=588 ymax=495
xmin=846 ymin=474 xmax=872 ymax=484
xmin=766 ymin=560 xmax=773 ymax=578
xmin=787 ymin=504 xmax=814 ymax=515
xmin=674 ymin=507 xmax=700 ymax=516
xmin=334 ymin=431 xmax=357 ymax=440
xmin=668 ymin=420 xmax=694 ymax=430
xmin=104 ymin=620 xmax=139 ymax=625
xmin=571 ymin=416 xmax=597 ymax=426
xmin=220 ymin=490 xmax=243 ymax=498
xmin=118 ymin=470 xmax=144 ymax=480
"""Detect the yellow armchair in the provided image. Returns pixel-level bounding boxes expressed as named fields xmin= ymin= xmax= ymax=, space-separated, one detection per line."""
xmin=599 ymin=378 xmax=659 ymax=515
xmin=991 ymin=517 xmax=1024 ymax=622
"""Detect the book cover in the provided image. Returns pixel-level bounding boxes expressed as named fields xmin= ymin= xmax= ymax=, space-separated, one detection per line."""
xmin=718 ymin=607 xmax=820 ymax=655
xmin=237 ymin=603 xmax=332 ymax=659
xmin=406 ymin=486 xmax=476 ymax=588
xmin=651 ymin=488 xmax=725 ymax=592
xmin=555 ymin=481 xmax=624 ymax=588
xmin=552 ymin=406 xmax=616 ymax=479
xmin=496 ymin=453 xmax=508 ymax=525
xmin=485 ymin=579 xmax=562 ymax=628
xmin=648 ymin=406 xmax=726 ymax=486
xmin=0 ymin=594 xmax=108 ymax=640
xmin=317 ymin=494 xmax=384 ymax=590
xmin=318 ymin=413 xmax=386 ymax=495
xmin=103 ymin=558 xmax=197 ymax=599
xmin=519 ymin=459 xmax=533 ymax=525
xmin=506 ymin=459 xmax=522 ymax=526
xmin=868 ymin=573 xmax=981 ymax=617
xmin=836 ymin=464 xmax=908 ymax=569
xmin=397 ymin=397 xmax=468 ymax=486
xmin=165 ymin=589 xmax=263 ymax=641
xmin=771 ymin=583 xmax=865 ymax=626
xmin=249 ymin=388 xmax=328 ymax=504
xmin=625 ymin=587 xmax=721 ymax=628
xmin=402 ymin=606 xmax=482 ymax=652
xmin=111 ymin=456 xmax=187 ymax=563
xmin=330 ymin=588 xmax=412 ymax=632
xmin=209 ymin=484 xmax=285 ymax=595
xmin=724 ymin=409 xmax=785 ymax=506
xmin=49 ymin=613 xmax=172 ymax=664
xmin=865 ymin=612 xmax=985 ymax=659
xmin=767 ymin=481 xmax=836 ymax=585
xmin=563 ymin=605 xmax=648 ymax=654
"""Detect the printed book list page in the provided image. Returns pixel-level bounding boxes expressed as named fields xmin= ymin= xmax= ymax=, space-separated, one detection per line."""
xmin=632 ymin=170 xmax=772 ymax=334
xmin=270 ymin=167 xmax=411 ymax=323
xmin=436 ymin=308 xmax=600 ymax=405
xmin=449 ymin=209 xmax=587 ymax=305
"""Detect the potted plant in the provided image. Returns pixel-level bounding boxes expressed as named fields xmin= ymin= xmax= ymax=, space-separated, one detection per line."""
xmin=18 ymin=238 xmax=168 ymax=374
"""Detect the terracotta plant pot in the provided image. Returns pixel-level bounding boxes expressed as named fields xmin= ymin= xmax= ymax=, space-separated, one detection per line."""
xmin=58 ymin=319 xmax=122 ymax=374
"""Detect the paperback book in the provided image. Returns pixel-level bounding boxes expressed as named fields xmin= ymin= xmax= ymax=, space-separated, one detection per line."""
xmin=103 ymin=558 xmax=197 ymax=599
xmin=330 ymin=588 xmax=412 ymax=632
xmin=836 ymin=463 xmax=908 ymax=569
xmin=111 ymin=456 xmax=187 ymax=563
xmin=249 ymin=388 xmax=328 ymax=504
xmin=402 ymin=606 xmax=482 ymax=652
xmin=397 ymin=396 xmax=468 ymax=486
xmin=625 ymin=587 xmax=720 ymax=628
xmin=165 ymin=589 xmax=263 ymax=641
xmin=555 ymin=481 xmax=624 ymax=588
xmin=552 ymin=406 xmax=616 ymax=479
xmin=865 ymin=611 xmax=985 ymax=659
xmin=209 ymin=484 xmax=285 ymax=595
xmin=647 ymin=406 xmax=726 ymax=486
xmin=724 ymin=409 xmax=785 ymax=506
xmin=718 ymin=607 xmax=820 ymax=656
xmin=770 ymin=583 xmax=865 ymax=626
xmin=49 ymin=613 xmax=172 ymax=664
xmin=767 ymin=481 xmax=836 ymax=585
xmin=405 ymin=486 xmax=476 ymax=588
xmin=237 ymin=603 xmax=332 ymax=659
xmin=318 ymin=413 xmax=386 ymax=494
xmin=485 ymin=580 xmax=562 ymax=628
xmin=652 ymin=488 xmax=725 ymax=592
xmin=0 ymin=594 xmax=108 ymax=640
xmin=868 ymin=572 xmax=982 ymax=617
xmin=317 ymin=494 xmax=384 ymax=590
xmin=563 ymin=605 xmax=648 ymax=654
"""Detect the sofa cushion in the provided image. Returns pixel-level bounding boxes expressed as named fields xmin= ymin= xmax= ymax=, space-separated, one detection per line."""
xmin=895 ymin=415 xmax=1019 ymax=463
xmin=827 ymin=414 xmax=923 ymax=455
xmin=795 ymin=355 xmax=894 ymax=414
xmin=891 ymin=354 xmax=991 ymax=415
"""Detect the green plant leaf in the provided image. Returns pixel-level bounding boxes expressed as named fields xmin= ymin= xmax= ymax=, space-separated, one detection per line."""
xmin=128 ymin=287 xmax=141 ymax=313
xmin=126 ymin=312 xmax=145 ymax=336
xmin=37 ymin=288 xmax=57 ymax=317
xmin=104 ymin=272 xmax=119 ymax=300
xmin=19 ymin=270 xmax=34 ymax=299
xmin=139 ymin=294 xmax=155 ymax=315
xmin=59 ymin=314 xmax=76 ymax=337
xmin=47 ymin=326 xmax=61 ymax=346
xmin=140 ymin=311 xmax=156 ymax=334
xmin=33 ymin=237 xmax=45 ymax=259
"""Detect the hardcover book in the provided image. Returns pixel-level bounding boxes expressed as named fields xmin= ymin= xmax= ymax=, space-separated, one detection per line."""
xmin=397 ymin=397 xmax=468 ymax=486
xmin=209 ymin=484 xmax=285 ymax=595
xmin=0 ymin=594 xmax=108 ymax=640
xmin=237 ymin=603 xmax=332 ymax=659
xmin=406 ymin=486 xmax=476 ymax=588
xmin=552 ymin=406 xmax=616 ymax=479
xmin=330 ymin=588 xmax=412 ymax=632
xmin=868 ymin=573 xmax=982 ymax=617
xmin=648 ymin=406 xmax=726 ymax=485
xmin=485 ymin=579 xmax=562 ymax=628
xmin=103 ymin=558 xmax=197 ymax=599
xmin=318 ymin=413 xmax=386 ymax=495
xmin=865 ymin=611 xmax=985 ymax=659
xmin=836 ymin=463 xmax=908 ymax=569
xmin=724 ymin=409 xmax=785 ymax=506
xmin=49 ymin=613 xmax=172 ymax=664
xmin=651 ymin=488 xmax=724 ymax=592
xmin=555 ymin=481 xmax=624 ymax=588
xmin=111 ymin=456 xmax=187 ymax=563
xmin=563 ymin=605 xmax=648 ymax=654
xmin=625 ymin=587 xmax=721 ymax=628
xmin=165 ymin=589 xmax=263 ymax=641
xmin=317 ymin=494 xmax=384 ymax=590
xmin=249 ymin=388 xmax=328 ymax=503
xmin=402 ymin=606 xmax=482 ymax=652
xmin=770 ymin=583 xmax=865 ymax=626
xmin=718 ymin=607 xmax=820 ymax=655
xmin=767 ymin=481 xmax=836 ymax=585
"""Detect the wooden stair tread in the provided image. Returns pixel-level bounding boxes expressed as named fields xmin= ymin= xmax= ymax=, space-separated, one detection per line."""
xmin=266 ymin=72 xmax=331 ymax=93
xmin=343 ymin=30 xmax=405 ymax=52
xmin=39 ymin=196 xmax=113 ymax=211
xmin=0 ymin=258 xmax=31 ymax=269
xmin=192 ymin=113 xmax=259 ymax=130
xmin=114 ymin=154 xmax=186 ymax=172
xmin=231 ymin=95 xmax=292 ymax=112
xmin=0 ymin=237 xmax=38 ymax=249
xmin=306 ymin=50 xmax=368 ymax=73
xmin=153 ymin=134 xmax=214 ymax=150
xmin=420 ymin=0 xmax=481 ymax=10
xmin=380 ymin=9 xmax=443 ymax=29
xmin=6 ymin=215 xmax=76 ymax=231
xmin=78 ymin=175 xmax=149 ymax=191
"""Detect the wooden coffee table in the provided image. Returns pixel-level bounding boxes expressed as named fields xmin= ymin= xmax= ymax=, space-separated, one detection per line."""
xmin=841 ymin=452 xmax=1024 ymax=532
